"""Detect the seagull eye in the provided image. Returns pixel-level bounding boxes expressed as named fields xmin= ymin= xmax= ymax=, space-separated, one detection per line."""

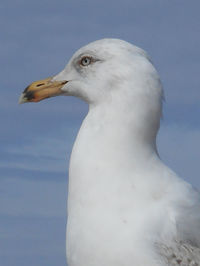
xmin=80 ymin=57 xmax=91 ymax=67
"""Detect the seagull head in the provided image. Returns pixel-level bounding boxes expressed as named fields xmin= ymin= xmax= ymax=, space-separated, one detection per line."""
xmin=19 ymin=38 xmax=163 ymax=114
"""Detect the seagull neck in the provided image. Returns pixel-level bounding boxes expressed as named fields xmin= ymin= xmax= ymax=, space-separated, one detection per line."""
xmin=75 ymin=100 xmax=160 ymax=165
xmin=93 ymin=100 xmax=158 ymax=140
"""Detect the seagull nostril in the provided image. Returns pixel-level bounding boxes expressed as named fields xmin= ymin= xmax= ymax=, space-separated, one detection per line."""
xmin=36 ymin=83 xmax=45 ymax=87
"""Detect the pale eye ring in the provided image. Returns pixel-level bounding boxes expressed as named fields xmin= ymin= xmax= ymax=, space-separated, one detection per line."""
xmin=80 ymin=56 xmax=91 ymax=66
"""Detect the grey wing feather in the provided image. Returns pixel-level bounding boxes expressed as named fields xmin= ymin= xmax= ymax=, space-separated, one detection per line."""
xmin=158 ymin=241 xmax=200 ymax=266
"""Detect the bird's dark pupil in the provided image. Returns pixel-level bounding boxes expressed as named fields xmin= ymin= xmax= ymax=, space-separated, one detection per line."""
xmin=81 ymin=57 xmax=90 ymax=66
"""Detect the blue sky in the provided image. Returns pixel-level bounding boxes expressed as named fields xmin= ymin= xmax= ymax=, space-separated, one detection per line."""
xmin=1 ymin=0 xmax=200 ymax=265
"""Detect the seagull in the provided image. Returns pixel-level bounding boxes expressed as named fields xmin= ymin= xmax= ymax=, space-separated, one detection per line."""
xmin=19 ymin=39 xmax=200 ymax=266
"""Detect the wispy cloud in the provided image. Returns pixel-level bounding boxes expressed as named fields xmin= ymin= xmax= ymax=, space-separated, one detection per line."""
xmin=0 ymin=126 xmax=78 ymax=174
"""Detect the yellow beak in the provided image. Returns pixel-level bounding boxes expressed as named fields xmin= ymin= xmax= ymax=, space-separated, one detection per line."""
xmin=19 ymin=77 xmax=68 ymax=104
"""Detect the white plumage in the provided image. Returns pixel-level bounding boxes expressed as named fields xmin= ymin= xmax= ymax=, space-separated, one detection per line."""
xmin=23 ymin=39 xmax=200 ymax=265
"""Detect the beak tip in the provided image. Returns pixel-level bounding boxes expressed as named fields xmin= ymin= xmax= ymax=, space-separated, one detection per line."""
xmin=18 ymin=93 xmax=27 ymax=104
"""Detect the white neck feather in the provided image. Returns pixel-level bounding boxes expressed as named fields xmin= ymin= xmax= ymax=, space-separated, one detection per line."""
xmin=69 ymin=86 xmax=162 ymax=188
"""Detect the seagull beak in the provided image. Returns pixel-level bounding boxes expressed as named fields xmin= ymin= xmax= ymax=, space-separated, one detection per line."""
xmin=19 ymin=77 xmax=68 ymax=104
